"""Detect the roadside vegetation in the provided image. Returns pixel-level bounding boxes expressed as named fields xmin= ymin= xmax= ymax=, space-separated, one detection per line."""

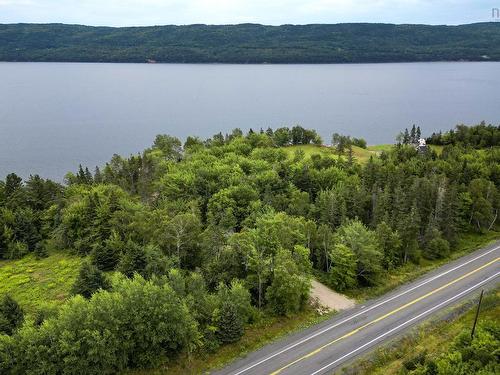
xmin=335 ymin=230 xmax=500 ymax=301
xmin=135 ymin=306 xmax=333 ymax=375
xmin=0 ymin=123 xmax=499 ymax=374
xmin=339 ymin=289 xmax=500 ymax=375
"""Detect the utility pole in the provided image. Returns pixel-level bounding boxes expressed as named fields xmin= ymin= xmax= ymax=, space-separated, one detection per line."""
xmin=471 ymin=289 xmax=484 ymax=339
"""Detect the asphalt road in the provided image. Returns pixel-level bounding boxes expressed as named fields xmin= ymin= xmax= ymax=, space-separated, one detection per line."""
xmin=214 ymin=241 xmax=500 ymax=375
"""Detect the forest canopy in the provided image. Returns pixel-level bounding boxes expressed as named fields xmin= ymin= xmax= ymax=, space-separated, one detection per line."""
xmin=0 ymin=123 xmax=499 ymax=374
xmin=1 ymin=22 xmax=500 ymax=63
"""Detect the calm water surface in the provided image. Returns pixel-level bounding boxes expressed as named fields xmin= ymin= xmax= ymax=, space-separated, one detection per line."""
xmin=1 ymin=62 xmax=499 ymax=180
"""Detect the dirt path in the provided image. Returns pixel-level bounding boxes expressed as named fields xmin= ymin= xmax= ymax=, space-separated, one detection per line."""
xmin=310 ymin=279 xmax=355 ymax=312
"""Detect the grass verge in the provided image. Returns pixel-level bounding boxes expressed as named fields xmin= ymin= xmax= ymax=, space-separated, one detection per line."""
xmin=134 ymin=307 xmax=334 ymax=375
xmin=338 ymin=288 xmax=500 ymax=375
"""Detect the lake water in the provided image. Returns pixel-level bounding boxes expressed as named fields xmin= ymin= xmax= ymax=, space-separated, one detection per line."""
xmin=1 ymin=62 xmax=499 ymax=181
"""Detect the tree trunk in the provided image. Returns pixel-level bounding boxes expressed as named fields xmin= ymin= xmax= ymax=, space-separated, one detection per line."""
xmin=488 ymin=209 xmax=498 ymax=230
xmin=258 ymin=274 xmax=262 ymax=309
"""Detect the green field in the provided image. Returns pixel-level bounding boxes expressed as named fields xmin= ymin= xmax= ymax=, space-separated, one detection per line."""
xmin=282 ymin=144 xmax=444 ymax=164
xmin=0 ymin=252 xmax=82 ymax=316
xmin=281 ymin=144 xmax=382 ymax=163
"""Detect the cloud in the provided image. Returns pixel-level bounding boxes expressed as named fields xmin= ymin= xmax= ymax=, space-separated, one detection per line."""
xmin=0 ymin=0 xmax=495 ymax=26
xmin=0 ymin=0 xmax=34 ymax=5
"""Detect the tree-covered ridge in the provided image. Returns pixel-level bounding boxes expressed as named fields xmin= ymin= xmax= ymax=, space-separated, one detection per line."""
xmin=0 ymin=124 xmax=499 ymax=374
xmin=1 ymin=22 xmax=500 ymax=63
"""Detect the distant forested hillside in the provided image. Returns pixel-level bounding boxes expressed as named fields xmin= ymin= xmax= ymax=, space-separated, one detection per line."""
xmin=1 ymin=22 xmax=500 ymax=63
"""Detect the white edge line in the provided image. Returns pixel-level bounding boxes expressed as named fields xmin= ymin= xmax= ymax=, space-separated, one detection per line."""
xmin=230 ymin=245 xmax=499 ymax=375
xmin=310 ymin=271 xmax=500 ymax=375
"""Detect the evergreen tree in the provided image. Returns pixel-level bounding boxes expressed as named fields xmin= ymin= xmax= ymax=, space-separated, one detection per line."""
xmin=91 ymin=240 xmax=121 ymax=271
xmin=94 ymin=166 xmax=103 ymax=184
xmin=4 ymin=173 xmax=22 ymax=199
xmin=347 ymin=143 xmax=355 ymax=166
xmin=118 ymin=240 xmax=147 ymax=277
xmin=12 ymin=207 xmax=40 ymax=252
xmin=71 ymin=261 xmax=110 ymax=298
xmin=376 ymin=221 xmax=402 ymax=269
xmin=403 ymin=128 xmax=410 ymax=144
xmin=372 ymin=187 xmax=391 ymax=226
xmin=84 ymin=167 xmax=93 ymax=184
xmin=76 ymin=164 xmax=86 ymax=184
xmin=216 ymin=300 xmax=244 ymax=344
xmin=440 ymin=183 xmax=463 ymax=244
xmin=410 ymin=124 xmax=417 ymax=144
xmin=0 ymin=295 xmax=24 ymax=335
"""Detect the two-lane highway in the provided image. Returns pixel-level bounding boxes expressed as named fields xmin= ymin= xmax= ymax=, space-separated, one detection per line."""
xmin=215 ymin=241 xmax=500 ymax=375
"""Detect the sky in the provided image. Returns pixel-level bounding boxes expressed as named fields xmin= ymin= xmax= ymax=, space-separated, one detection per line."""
xmin=0 ymin=0 xmax=498 ymax=26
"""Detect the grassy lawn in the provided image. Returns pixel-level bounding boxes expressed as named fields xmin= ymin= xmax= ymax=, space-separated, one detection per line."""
xmin=0 ymin=252 xmax=82 ymax=317
xmin=281 ymin=144 xmax=338 ymax=159
xmin=342 ymin=230 xmax=500 ymax=302
xmin=133 ymin=307 xmax=334 ymax=375
xmin=367 ymin=144 xmax=393 ymax=152
xmin=352 ymin=146 xmax=379 ymax=163
xmin=281 ymin=143 xmax=442 ymax=164
xmin=281 ymin=144 xmax=380 ymax=164
xmin=339 ymin=289 xmax=500 ymax=375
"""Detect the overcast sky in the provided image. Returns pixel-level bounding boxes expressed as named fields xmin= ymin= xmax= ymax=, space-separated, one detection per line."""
xmin=0 ymin=0 xmax=498 ymax=26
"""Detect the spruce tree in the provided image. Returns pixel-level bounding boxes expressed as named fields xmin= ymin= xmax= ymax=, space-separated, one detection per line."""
xmin=76 ymin=164 xmax=86 ymax=184
xmin=4 ymin=173 xmax=22 ymax=198
xmin=403 ymin=128 xmax=410 ymax=144
xmin=118 ymin=240 xmax=147 ymax=277
xmin=84 ymin=167 xmax=93 ymax=184
xmin=217 ymin=301 xmax=244 ymax=344
xmin=347 ymin=143 xmax=355 ymax=166
xmin=91 ymin=242 xmax=120 ymax=271
xmin=0 ymin=295 xmax=24 ymax=335
xmin=71 ymin=261 xmax=110 ymax=298
xmin=410 ymin=124 xmax=417 ymax=144
xmin=94 ymin=166 xmax=103 ymax=184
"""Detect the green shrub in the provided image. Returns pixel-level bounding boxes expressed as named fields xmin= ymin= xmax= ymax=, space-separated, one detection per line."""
xmin=0 ymin=295 xmax=24 ymax=335
xmin=71 ymin=261 xmax=110 ymax=298
xmin=0 ymin=275 xmax=199 ymax=374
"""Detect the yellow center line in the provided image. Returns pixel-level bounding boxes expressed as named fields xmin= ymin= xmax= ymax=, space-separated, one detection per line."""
xmin=269 ymin=257 xmax=499 ymax=375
